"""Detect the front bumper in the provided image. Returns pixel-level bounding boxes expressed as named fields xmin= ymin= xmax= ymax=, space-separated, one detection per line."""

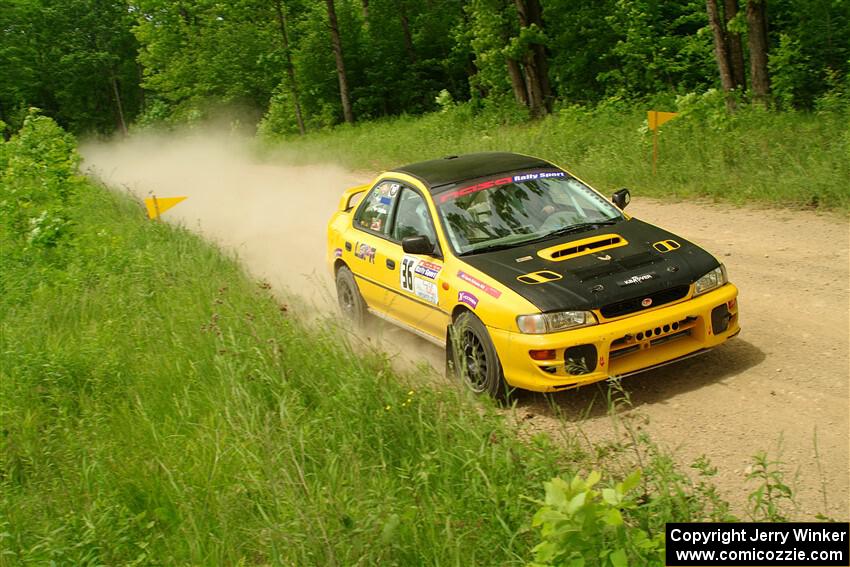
xmin=488 ymin=284 xmax=740 ymax=392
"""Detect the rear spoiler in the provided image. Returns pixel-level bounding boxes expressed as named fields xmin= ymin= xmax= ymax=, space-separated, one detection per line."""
xmin=338 ymin=183 xmax=370 ymax=212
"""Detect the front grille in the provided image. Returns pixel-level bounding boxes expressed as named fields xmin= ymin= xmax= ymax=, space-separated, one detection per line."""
xmin=600 ymin=285 xmax=689 ymax=319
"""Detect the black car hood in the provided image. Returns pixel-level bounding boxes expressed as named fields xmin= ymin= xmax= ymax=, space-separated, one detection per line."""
xmin=459 ymin=218 xmax=720 ymax=313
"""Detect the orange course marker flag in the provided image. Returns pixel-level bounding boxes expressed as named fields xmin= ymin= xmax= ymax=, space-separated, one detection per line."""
xmin=647 ymin=110 xmax=678 ymax=131
xmin=144 ymin=196 xmax=187 ymax=219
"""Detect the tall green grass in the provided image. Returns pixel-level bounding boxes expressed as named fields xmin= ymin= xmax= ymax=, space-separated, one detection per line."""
xmin=261 ymin=99 xmax=850 ymax=211
xmin=3 ymin=112 xmax=798 ymax=565
xmin=2 ymin=115 xmax=578 ymax=564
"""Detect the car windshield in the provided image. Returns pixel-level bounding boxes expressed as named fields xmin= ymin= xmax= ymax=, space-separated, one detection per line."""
xmin=435 ymin=170 xmax=624 ymax=255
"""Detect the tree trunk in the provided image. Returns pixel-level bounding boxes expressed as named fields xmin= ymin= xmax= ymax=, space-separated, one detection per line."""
xmin=706 ymin=0 xmax=736 ymax=111
xmin=506 ymin=57 xmax=529 ymax=107
xmin=109 ymin=70 xmax=128 ymax=136
xmin=361 ymin=0 xmax=369 ymax=28
xmin=724 ymin=0 xmax=746 ymax=88
xmin=746 ymin=0 xmax=770 ymax=106
xmin=514 ymin=0 xmax=550 ymax=116
xmin=274 ymin=0 xmax=305 ymax=135
xmin=398 ymin=1 xmax=417 ymax=63
xmin=326 ymin=0 xmax=354 ymax=124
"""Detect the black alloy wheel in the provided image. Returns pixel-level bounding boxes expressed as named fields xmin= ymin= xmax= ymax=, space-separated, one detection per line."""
xmin=335 ymin=266 xmax=367 ymax=326
xmin=449 ymin=312 xmax=509 ymax=400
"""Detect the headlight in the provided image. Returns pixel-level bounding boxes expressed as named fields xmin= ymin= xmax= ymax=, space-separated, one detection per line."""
xmin=516 ymin=311 xmax=598 ymax=334
xmin=694 ymin=264 xmax=728 ymax=296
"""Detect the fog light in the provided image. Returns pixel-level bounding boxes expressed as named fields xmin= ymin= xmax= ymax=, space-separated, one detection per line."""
xmin=529 ymin=349 xmax=557 ymax=361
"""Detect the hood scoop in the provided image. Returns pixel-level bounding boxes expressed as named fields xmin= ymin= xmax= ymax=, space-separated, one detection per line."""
xmin=538 ymin=234 xmax=628 ymax=262
xmin=517 ymin=270 xmax=563 ymax=285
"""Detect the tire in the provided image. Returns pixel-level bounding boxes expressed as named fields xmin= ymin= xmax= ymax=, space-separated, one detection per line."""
xmin=335 ymin=266 xmax=367 ymax=326
xmin=448 ymin=311 xmax=510 ymax=400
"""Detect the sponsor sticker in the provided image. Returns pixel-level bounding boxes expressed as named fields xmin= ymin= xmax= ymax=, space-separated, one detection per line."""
xmin=354 ymin=242 xmax=376 ymax=263
xmin=512 ymin=171 xmax=566 ymax=183
xmin=617 ymin=272 xmax=656 ymax=286
xmin=389 ymin=183 xmax=400 ymax=196
xmin=379 ymin=196 xmax=392 ymax=205
xmin=457 ymin=270 xmax=502 ymax=298
xmin=458 ymin=291 xmax=479 ymax=309
xmin=401 ymin=256 xmax=442 ymax=304
xmin=414 ymin=278 xmax=438 ymax=304
xmin=515 ymin=255 xmax=533 ymax=263
xmin=414 ymin=260 xmax=442 ymax=280
xmin=333 ymin=247 xmax=343 ymax=258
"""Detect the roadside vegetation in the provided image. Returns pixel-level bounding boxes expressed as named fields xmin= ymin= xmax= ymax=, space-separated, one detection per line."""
xmin=2 ymin=112 xmax=805 ymax=566
xmin=259 ymin=96 xmax=850 ymax=211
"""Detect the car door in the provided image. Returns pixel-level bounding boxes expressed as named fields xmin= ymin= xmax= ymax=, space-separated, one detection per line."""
xmin=381 ymin=186 xmax=450 ymax=342
xmin=347 ymin=180 xmax=402 ymax=310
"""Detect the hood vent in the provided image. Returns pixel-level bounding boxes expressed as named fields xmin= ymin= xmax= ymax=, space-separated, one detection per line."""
xmin=517 ymin=270 xmax=563 ymax=285
xmin=653 ymin=239 xmax=680 ymax=253
xmin=538 ymin=234 xmax=628 ymax=262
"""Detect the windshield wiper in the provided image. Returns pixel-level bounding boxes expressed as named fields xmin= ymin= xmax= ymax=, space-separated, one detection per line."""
xmin=524 ymin=218 xmax=623 ymax=244
xmin=458 ymin=242 xmax=523 ymax=256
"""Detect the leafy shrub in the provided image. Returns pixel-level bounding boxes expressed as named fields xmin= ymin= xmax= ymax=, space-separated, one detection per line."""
xmin=528 ymin=470 xmax=664 ymax=567
xmin=0 ymin=108 xmax=81 ymax=248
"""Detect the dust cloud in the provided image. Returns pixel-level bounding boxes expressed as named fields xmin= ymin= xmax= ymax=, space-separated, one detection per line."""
xmin=82 ymin=131 xmax=352 ymax=308
xmin=80 ymin=131 xmax=446 ymax=372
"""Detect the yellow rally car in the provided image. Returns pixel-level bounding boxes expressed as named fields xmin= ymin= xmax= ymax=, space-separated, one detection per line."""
xmin=327 ymin=152 xmax=739 ymax=397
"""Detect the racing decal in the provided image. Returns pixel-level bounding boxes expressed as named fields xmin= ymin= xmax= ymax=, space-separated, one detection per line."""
xmin=400 ymin=256 xmax=416 ymax=292
xmin=389 ymin=183 xmax=400 ymax=197
xmin=414 ymin=278 xmax=438 ymax=304
xmin=617 ymin=272 xmax=657 ymax=286
xmin=512 ymin=171 xmax=565 ymax=182
xmin=354 ymin=242 xmax=376 ymax=263
xmin=438 ymin=176 xmax=512 ymax=203
xmin=400 ymin=255 xmax=440 ymax=303
xmin=458 ymin=291 xmax=479 ymax=309
xmin=414 ymin=260 xmax=442 ymax=280
xmin=457 ymin=270 xmax=502 ymax=298
xmin=515 ymin=255 xmax=533 ymax=263
xmin=438 ymin=171 xmax=567 ymax=203
xmin=333 ymin=247 xmax=343 ymax=258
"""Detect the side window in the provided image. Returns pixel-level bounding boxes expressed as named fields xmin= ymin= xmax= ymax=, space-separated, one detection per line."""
xmin=354 ymin=181 xmax=401 ymax=235
xmin=392 ymin=188 xmax=436 ymax=242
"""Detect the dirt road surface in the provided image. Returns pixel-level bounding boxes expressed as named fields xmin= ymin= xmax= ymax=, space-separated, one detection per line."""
xmin=82 ymin=133 xmax=849 ymax=520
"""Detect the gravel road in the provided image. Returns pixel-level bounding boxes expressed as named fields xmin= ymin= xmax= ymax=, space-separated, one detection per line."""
xmin=82 ymin=133 xmax=849 ymax=520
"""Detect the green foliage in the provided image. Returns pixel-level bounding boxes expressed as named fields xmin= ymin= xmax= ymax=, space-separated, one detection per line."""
xmin=746 ymin=452 xmax=795 ymax=522
xmin=529 ymin=471 xmax=665 ymax=566
xmin=769 ymin=34 xmax=812 ymax=110
xmin=0 ymin=109 xmax=81 ymax=250
xmin=0 ymin=0 xmax=142 ymax=134
xmin=261 ymin=102 xmax=850 ymax=211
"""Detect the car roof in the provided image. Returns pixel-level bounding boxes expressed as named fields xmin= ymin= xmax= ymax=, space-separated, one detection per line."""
xmin=392 ymin=152 xmax=555 ymax=193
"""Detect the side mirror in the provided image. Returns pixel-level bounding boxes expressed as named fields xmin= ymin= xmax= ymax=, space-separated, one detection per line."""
xmin=402 ymin=235 xmax=435 ymax=255
xmin=612 ymin=188 xmax=631 ymax=210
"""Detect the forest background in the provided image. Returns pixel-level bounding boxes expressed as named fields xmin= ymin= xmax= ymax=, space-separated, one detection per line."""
xmin=1 ymin=0 xmax=847 ymax=139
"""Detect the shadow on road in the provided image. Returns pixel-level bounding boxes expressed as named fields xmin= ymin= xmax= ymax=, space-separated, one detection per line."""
xmin=511 ymin=338 xmax=766 ymax=421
